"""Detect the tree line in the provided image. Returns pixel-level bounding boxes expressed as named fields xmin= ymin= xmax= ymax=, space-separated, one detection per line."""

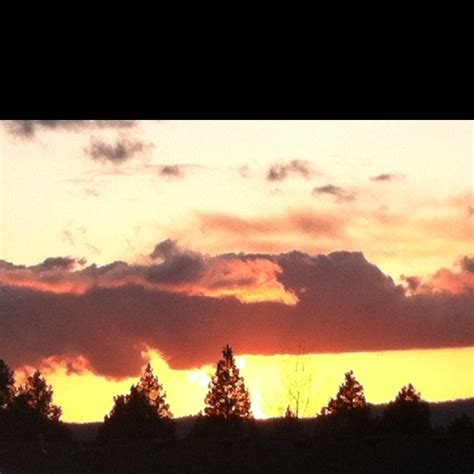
xmin=1 ymin=345 xmax=473 ymax=443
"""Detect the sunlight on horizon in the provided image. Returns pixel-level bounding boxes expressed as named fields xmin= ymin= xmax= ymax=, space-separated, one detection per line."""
xmin=18 ymin=346 xmax=474 ymax=423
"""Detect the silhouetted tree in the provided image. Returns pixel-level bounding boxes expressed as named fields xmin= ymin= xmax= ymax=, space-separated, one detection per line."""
xmin=98 ymin=363 xmax=174 ymax=442
xmin=191 ymin=345 xmax=252 ymax=438
xmin=14 ymin=370 xmax=62 ymax=421
xmin=204 ymin=344 xmax=252 ymax=419
xmin=0 ymin=359 xmax=15 ymax=408
xmin=321 ymin=370 xmax=367 ymax=415
xmin=380 ymin=383 xmax=431 ymax=434
xmin=317 ymin=370 xmax=371 ymax=436
xmin=10 ymin=370 xmax=66 ymax=440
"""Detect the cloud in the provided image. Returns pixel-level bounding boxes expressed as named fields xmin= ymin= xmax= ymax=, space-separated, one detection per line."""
xmin=0 ymin=241 xmax=295 ymax=304
xmin=267 ymin=160 xmax=318 ymax=181
xmin=460 ymin=256 xmax=474 ymax=273
xmin=370 ymin=173 xmax=404 ymax=182
xmin=1 ymin=247 xmax=473 ymax=378
xmin=159 ymin=165 xmax=185 ymax=178
xmin=197 ymin=210 xmax=348 ymax=240
xmin=85 ymin=136 xmax=152 ymax=164
xmin=400 ymin=256 xmax=474 ymax=295
xmin=312 ymin=184 xmax=355 ymax=202
xmin=4 ymin=120 xmax=135 ymax=138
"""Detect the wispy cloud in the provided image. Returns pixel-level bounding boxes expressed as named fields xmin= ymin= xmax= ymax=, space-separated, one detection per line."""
xmin=370 ymin=173 xmax=404 ymax=182
xmin=312 ymin=184 xmax=355 ymax=202
xmin=4 ymin=120 xmax=136 ymax=138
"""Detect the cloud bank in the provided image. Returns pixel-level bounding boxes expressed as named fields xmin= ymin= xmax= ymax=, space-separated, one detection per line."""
xmin=1 ymin=245 xmax=473 ymax=378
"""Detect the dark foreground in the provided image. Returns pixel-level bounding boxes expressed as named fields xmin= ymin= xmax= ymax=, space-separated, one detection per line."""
xmin=1 ymin=434 xmax=473 ymax=474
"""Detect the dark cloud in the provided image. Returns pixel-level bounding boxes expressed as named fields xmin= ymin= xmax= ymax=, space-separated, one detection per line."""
xmin=312 ymin=184 xmax=355 ymax=202
xmin=400 ymin=274 xmax=422 ymax=294
xmin=267 ymin=160 xmax=317 ymax=181
xmin=4 ymin=120 xmax=135 ymax=138
xmin=370 ymin=173 xmax=403 ymax=182
xmin=468 ymin=206 xmax=474 ymax=218
xmin=150 ymin=239 xmax=180 ymax=260
xmin=85 ymin=136 xmax=151 ymax=164
xmin=33 ymin=256 xmax=85 ymax=272
xmin=1 ymin=248 xmax=473 ymax=378
xmin=460 ymin=256 xmax=474 ymax=273
xmin=146 ymin=240 xmax=205 ymax=284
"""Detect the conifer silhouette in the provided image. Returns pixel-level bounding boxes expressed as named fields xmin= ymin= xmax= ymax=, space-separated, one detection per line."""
xmin=135 ymin=363 xmax=173 ymax=418
xmin=394 ymin=383 xmax=422 ymax=403
xmin=99 ymin=362 xmax=173 ymax=442
xmin=14 ymin=370 xmax=62 ymax=422
xmin=320 ymin=370 xmax=367 ymax=415
xmin=9 ymin=370 xmax=66 ymax=440
xmin=381 ymin=383 xmax=431 ymax=434
xmin=204 ymin=344 xmax=252 ymax=419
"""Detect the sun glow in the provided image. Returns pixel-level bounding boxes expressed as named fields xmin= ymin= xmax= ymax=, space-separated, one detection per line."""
xmin=21 ymin=346 xmax=474 ymax=423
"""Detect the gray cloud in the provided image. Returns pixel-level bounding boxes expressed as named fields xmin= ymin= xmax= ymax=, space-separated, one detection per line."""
xmin=460 ymin=256 xmax=474 ymax=273
xmin=312 ymin=184 xmax=355 ymax=202
xmin=159 ymin=165 xmax=185 ymax=178
xmin=370 ymin=173 xmax=404 ymax=182
xmin=85 ymin=136 xmax=152 ymax=164
xmin=267 ymin=160 xmax=317 ymax=181
xmin=4 ymin=120 xmax=136 ymax=138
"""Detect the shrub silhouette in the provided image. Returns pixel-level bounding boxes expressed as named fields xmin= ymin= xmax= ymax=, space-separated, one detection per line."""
xmin=98 ymin=363 xmax=174 ymax=442
xmin=0 ymin=359 xmax=15 ymax=441
xmin=0 ymin=359 xmax=15 ymax=408
xmin=317 ymin=370 xmax=371 ymax=436
xmin=191 ymin=344 xmax=253 ymax=438
xmin=380 ymin=383 xmax=431 ymax=434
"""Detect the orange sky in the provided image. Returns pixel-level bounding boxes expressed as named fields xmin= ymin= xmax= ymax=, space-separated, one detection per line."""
xmin=1 ymin=120 xmax=473 ymax=422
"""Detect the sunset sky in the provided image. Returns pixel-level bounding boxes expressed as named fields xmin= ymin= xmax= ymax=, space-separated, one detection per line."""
xmin=1 ymin=120 xmax=473 ymax=422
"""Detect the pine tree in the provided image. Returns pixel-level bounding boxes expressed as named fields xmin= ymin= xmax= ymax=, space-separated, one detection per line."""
xmin=99 ymin=363 xmax=173 ymax=442
xmin=320 ymin=370 xmax=367 ymax=416
xmin=381 ymin=383 xmax=431 ymax=434
xmin=0 ymin=359 xmax=15 ymax=409
xmin=204 ymin=344 xmax=252 ymax=419
xmin=395 ymin=383 xmax=422 ymax=403
xmin=14 ymin=370 xmax=62 ymax=421
xmin=135 ymin=363 xmax=172 ymax=418
xmin=9 ymin=370 xmax=66 ymax=441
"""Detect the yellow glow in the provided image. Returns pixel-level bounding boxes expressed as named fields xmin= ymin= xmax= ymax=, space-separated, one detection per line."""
xmin=21 ymin=346 xmax=474 ymax=423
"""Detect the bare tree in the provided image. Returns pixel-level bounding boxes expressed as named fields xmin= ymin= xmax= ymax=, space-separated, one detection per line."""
xmin=281 ymin=346 xmax=314 ymax=418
